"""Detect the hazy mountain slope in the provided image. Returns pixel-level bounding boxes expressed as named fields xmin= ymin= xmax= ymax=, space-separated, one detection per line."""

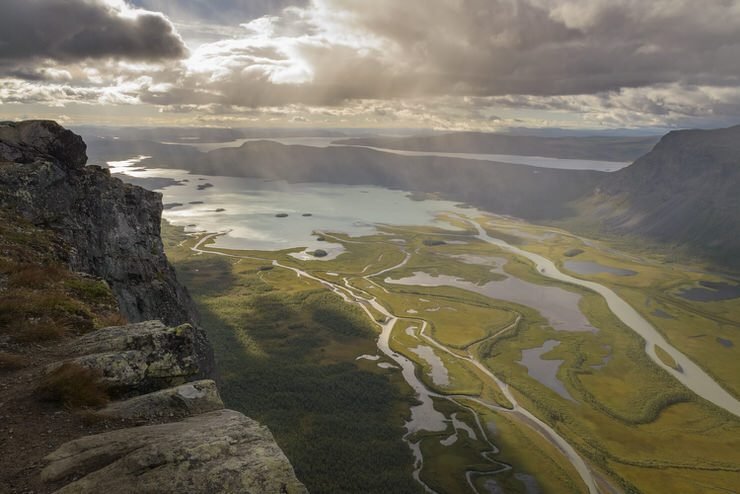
xmin=85 ymin=137 xmax=204 ymax=165
xmin=581 ymin=125 xmax=740 ymax=265
xmin=85 ymin=126 xmax=740 ymax=267
xmin=336 ymin=133 xmax=659 ymax=161
xmin=76 ymin=126 xmax=347 ymax=145
xmin=87 ymin=137 xmax=603 ymax=219
xmin=199 ymin=141 xmax=604 ymax=219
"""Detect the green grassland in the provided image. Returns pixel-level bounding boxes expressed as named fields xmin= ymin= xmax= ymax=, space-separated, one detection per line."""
xmin=163 ymin=215 xmax=740 ymax=494
xmin=467 ymin=402 xmax=589 ymax=494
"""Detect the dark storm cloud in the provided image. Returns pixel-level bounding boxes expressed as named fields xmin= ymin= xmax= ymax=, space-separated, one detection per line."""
xmin=0 ymin=0 xmax=186 ymax=65
xmin=137 ymin=0 xmax=740 ymax=111
xmin=327 ymin=0 xmax=740 ymax=97
xmin=131 ymin=0 xmax=309 ymax=24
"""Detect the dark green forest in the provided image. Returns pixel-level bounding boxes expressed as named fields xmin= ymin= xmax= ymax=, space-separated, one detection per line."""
xmin=174 ymin=252 xmax=421 ymax=493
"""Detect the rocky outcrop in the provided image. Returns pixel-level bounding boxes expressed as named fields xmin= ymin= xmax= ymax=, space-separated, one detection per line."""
xmin=56 ymin=320 xmax=202 ymax=395
xmin=98 ymin=380 xmax=224 ymax=420
xmin=0 ymin=120 xmax=212 ymax=375
xmin=0 ymin=120 xmax=87 ymax=168
xmin=41 ymin=320 xmax=307 ymax=493
xmin=42 ymin=409 xmax=307 ymax=494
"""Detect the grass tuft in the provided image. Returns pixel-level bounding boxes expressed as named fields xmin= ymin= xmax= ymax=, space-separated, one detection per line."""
xmin=37 ymin=362 xmax=109 ymax=408
xmin=6 ymin=264 xmax=68 ymax=289
xmin=13 ymin=319 xmax=71 ymax=342
xmin=64 ymin=278 xmax=116 ymax=304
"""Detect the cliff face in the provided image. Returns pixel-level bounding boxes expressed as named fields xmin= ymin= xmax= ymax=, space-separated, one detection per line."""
xmin=0 ymin=120 xmax=215 ymax=376
xmin=0 ymin=120 xmax=198 ymax=328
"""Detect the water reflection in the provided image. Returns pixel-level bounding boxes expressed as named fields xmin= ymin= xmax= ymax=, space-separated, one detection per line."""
xmin=386 ymin=266 xmax=596 ymax=333
xmin=517 ymin=340 xmax=574 ymax=401
xmin=564 ymin=260 xmax=637 ymax=277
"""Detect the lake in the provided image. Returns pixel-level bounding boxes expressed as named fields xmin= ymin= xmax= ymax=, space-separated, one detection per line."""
xmin=108 ymin=156 xmax=472 ymax=257
xmin=517 ymin=340 xmax=574 ymax=401
xmin=564 ymin=260 xmax=637 ymax=277
xmin=385 ymin=266 xmax=597 ymax=333
xmin=677 ymin=281 xmax=740 ymax=302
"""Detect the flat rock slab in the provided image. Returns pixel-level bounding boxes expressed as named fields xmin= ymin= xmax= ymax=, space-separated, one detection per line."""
xmin=50 ymin=321 xmax=202 ymax=393
xmin=42 ymin=409 xmax=308 ymax=494
xmin=99 ymin=379 xmax=224 ymax=420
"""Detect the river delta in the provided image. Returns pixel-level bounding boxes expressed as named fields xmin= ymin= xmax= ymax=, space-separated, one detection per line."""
xmin=114 ymin=153 xmax=740 ymax=494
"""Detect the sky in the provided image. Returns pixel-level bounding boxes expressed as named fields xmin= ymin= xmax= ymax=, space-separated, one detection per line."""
xmin=1 ymin=0 xmax=739 ymax=131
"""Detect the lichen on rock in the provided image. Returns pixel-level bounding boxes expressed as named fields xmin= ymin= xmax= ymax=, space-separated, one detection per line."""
xmin=49 ymin=320 xmax=202 ymax=394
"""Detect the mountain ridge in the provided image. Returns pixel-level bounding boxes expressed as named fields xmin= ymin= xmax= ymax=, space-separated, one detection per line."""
xmin=335 ymin=132 xmax=660 ymax=162
xmin=580 ymin=125 xmax=740 ymax=267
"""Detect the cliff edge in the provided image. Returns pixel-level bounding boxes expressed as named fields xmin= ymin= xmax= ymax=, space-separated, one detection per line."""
xmin=0 ymin=120 xmax=200 ymax=328
xmin=0 ymin=120 xmax=306 ymax=493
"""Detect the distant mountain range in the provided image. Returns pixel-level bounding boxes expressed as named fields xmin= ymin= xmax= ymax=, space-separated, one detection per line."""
xmin=74 ymin=126 xmax=434 ymax=145
xmin=85 ymin=126 xmax=740 ymax=268
xmin=86 ymin=137 xmax=603 ymax=219
xmin=336 ymin=133 xmax=660 ymax=162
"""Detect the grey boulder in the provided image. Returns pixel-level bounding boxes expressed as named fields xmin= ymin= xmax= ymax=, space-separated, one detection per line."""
xmin=52 ymin=321 xmax=202 ymax=394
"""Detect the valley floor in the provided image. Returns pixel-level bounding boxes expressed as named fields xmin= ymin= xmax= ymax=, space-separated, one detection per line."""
xmin=164 ymin=213 xmax=740 ymax=494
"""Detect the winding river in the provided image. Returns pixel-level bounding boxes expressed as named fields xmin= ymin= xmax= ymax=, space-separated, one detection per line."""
xmin=468 ymin=218 xmax=740 ymax=418
xmin=191 ymin=234 xmax=601 ymax=492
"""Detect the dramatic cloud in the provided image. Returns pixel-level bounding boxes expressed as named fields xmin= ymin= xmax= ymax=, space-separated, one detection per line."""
xmin=131 ymin=0 xmax=309 ymax=25
xmin=0 ymin=0 xmax=186 ymax=65
xmin=169 ymin=0 xmax=740 ymax=102
xmin=336 ymin=0 xmax=740 ymax=96
xmin=134 ymin=0 xmax=740 ymax=124
xmin=1 ymin=0 xmax=740 ymax=129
